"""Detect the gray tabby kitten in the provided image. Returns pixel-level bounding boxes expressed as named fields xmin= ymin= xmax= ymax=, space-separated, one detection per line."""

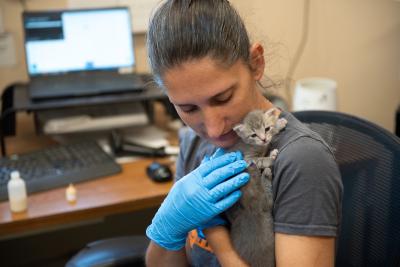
xmin=225 ymin=108 xmax=287 ymax=267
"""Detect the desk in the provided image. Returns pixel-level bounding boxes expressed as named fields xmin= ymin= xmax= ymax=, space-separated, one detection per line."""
xmin=0 ymin=112 xmax=173 ymax=238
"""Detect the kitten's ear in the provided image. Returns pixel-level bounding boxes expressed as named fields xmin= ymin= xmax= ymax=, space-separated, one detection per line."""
xmin=233 ymin=124 xmax=245 ymax=134
xmin=265 ymin=107 xmax=278 ymax=118
xmin=264 ymin=108 xmax=275 ymax=117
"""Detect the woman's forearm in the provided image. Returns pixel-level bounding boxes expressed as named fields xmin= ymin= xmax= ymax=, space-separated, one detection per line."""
xmin=145 ymin=241 xmax=188 ymax=267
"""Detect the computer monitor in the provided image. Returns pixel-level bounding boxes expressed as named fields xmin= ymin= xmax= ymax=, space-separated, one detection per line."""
xmin=23 ymin=7 xmax=135 ymax=76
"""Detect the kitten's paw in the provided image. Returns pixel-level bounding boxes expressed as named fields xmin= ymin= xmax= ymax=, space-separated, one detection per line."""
xmin=277 ymin=118 xmax=288 ymax=129
xmin=255 ymin=160 xmax=264 ymax=169
xmin=269 ymin=149 xmax=279 ymax=160
xmin=262 ymin=167 xmax=273 ymax=182
xmin=263 ymin=167 xmax=272 ymax=177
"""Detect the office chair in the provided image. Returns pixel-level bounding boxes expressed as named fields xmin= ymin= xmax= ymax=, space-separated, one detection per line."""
xmin=66 ymin=235 xmax=148 ymax=267
xmin=293 ymin=110 xmax=400 ymax=266
xmin=67 ymin=110 xmax=400 ymax=267
xmin=1 ymin=83 xmax=20 ymax=156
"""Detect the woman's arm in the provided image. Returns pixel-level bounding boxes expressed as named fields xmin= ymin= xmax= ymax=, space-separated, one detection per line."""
xmin=146 ymin=151 xmax=248 ymax=250
xmin=205 ymin=229 xmax=335 ymax=267
xmin=275 ymin=233 xmax=335 ymax=267
xmin=145 ymin=151 xmax=249 ymax=264
xmin=204 ymin=226 xmax=249 ymax=267
xmin=146 ymin=241 xmax=188 ymax=267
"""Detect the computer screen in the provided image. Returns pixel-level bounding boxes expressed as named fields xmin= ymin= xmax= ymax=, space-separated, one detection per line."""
xmin=23 ymin=7 xmax=135 ymax=76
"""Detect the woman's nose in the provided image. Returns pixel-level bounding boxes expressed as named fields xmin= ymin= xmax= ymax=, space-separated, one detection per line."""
xmin=202 ymin=108 xmax=225 ymax=138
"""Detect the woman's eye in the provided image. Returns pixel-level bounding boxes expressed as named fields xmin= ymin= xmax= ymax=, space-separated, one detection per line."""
xmin=214 ymin=94 xmax=232 ymax=104
xmin=265 ymin=127 xmax=271 ymax=132
xmin=180 ymin=106 xmax=198 ymax=113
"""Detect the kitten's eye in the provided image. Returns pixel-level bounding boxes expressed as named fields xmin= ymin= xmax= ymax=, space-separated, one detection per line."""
xmin=265 ymin=127 xmax=271 ymax=132
xmin=251 ymin=134 xmax=257 ymax=138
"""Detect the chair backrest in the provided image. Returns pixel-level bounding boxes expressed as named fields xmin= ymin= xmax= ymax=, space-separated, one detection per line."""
xmin=292 ymin=110 xmax=400 ymax=267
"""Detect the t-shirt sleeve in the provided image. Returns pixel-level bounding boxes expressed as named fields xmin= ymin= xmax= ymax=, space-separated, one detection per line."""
xmin=175 ymin=127 xmax=217 ymax=182
xmin=272 ymin=136 xmax=343 ymax=237
xmin=175 ymin=128 xmax=192 ymax=182
xmin=175 ymin=149 xmax=185 ymax=182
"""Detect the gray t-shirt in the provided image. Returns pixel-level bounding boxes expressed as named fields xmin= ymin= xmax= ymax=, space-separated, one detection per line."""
xmin=175 ymin=111 xmax=343 ymax=266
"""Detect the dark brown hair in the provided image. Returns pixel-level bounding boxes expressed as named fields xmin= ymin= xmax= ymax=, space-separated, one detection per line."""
xmin=147 ymin=0 xmax=251 ymax=86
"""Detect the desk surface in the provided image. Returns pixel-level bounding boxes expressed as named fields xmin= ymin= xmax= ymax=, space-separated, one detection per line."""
xmin=0 ymin=113 xmax=173 ymax=237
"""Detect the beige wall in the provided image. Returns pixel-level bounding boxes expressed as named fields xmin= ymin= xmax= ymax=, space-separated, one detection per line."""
xmin=1 ymin=0 xmax=399 ymax=132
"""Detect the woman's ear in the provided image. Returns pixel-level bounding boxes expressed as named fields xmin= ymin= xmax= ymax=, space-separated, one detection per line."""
xmin=249 ymin=43 xmax=265 ymax=81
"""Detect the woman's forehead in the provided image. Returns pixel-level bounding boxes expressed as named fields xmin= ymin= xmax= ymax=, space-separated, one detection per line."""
xmin=163 ymin=58 xmax=247 ymax=102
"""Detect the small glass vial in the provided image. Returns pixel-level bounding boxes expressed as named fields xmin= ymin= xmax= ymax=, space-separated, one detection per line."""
xmin=7 ymin=171 xmax=28 ymax=213
xmin=66 ymin=184 xmax=77 ymax=203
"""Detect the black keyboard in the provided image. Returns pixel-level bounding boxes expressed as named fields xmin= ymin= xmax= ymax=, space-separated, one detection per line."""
xmin=30 ymin=72 xmax=145 ymax=100
xmin=0 ymin=141 xmax=122 ymax=201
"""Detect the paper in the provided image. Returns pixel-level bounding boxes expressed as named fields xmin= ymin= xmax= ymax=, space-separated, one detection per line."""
xmin=122 ymin=125 xmax=169 ymax=148
xmin=68 ymin=0 xmax=160 ymax=33
xmin=0 ymin=33 xmax=16 ymax=67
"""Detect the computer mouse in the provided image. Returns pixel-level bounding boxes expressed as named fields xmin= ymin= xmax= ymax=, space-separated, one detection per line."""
xmin=146 ymin=162 xmax=173 ymax=183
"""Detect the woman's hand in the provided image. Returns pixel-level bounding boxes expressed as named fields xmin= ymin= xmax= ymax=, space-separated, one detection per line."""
xmin=146 ymin=150 xmax=249 ymax=250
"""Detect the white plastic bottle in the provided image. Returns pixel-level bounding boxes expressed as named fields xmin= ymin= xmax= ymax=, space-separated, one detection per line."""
xmin=7 ymin=171 xmax=28 ymax=212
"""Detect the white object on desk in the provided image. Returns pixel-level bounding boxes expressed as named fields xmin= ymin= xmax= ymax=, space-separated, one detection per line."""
xmin=292 ymin=77 xmax=337 ymax=111
xmin=122 ymin=125 xmax=169 ymax=148
xmin=41 ymin=103 xmax=149 ymax=134
xmin=44 ymin=113 xmax=148 ymax=134
xmin=7 ymin=171 xmax=28 ymax=213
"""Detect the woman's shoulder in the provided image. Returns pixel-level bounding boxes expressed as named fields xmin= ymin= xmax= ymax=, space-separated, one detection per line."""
xmin=177 ymin=127 xmax=217 ymax=177
xmin=274 ymin=111 xmax=335 ymax=159
xmin=178 ymin=127 xmax=216 ymax=157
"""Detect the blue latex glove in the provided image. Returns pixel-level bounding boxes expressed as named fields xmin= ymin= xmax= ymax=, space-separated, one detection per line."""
xmin=146 ymin=150 xmax=249 ymax=250
xmin=197 ymin=148 xmax=229 ymax=238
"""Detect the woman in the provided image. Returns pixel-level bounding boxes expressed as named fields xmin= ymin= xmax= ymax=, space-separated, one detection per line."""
xmin=145 ymin=0 xmax=343 ymax=266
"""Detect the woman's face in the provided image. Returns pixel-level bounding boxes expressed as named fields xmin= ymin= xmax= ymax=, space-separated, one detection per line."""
xmin=163 ymin=53 xmax=271 ymax=148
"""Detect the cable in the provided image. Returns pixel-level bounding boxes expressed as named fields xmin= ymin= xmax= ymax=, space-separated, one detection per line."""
xmin=285 ymin=0 xmax=311 ymax=107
